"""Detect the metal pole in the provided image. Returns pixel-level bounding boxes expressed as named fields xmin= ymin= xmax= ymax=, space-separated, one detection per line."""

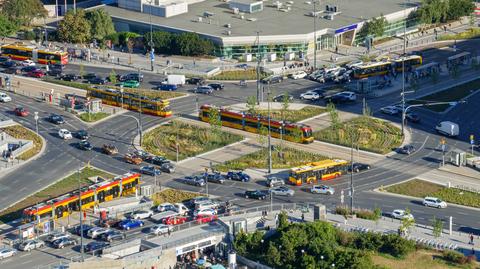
xmin=350 ymin=135 xmax=354 ymax=211
xmin=35 ymin=118 xmax=38 ymax=134
xmin=138 ymin=70 xmax=143 ymax=147
xmin=270 ymin=188 xmax=273 ymax=212
xmin=78 ymin=169 xmax=84 ymax=262
xmin=256 ymin=31 xmax=261 ymax=105
xmin=401 ymin=0 xmax=407 ymax=136
xmin=148 ymin=0 xmax=154 ymax=72
xmin=313 ymin=0 xmax=317 ymax=70
xmin=56 ymin=0 xmax=58 ymax=19
xmin=267 ymin=90 xmax=272 ymax=174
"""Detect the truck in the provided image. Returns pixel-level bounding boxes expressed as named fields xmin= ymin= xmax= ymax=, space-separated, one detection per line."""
xmin=164 ymin=75 xmax=185 ymax=86
xmin=435 ymin=121 xmax=459 ymax=137
xmin=150 ymin=210 xmax=179 ymax=223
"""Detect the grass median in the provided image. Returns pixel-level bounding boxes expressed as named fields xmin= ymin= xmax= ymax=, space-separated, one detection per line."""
xmin=79 ymin=112 xmax=109 ymax=122
xmin=0 ymin=167 xmax=113 ymax=223
xmin=143 ymin=120 xmax=243 ymax=161
xmin=256 ymin=106 xmax=326 ymax=123
xmin=1 ymin=125 xmax=43 ymax=161
xmin=384 ymin=179 xmax=480 ymax=208
xmin=211 ymin=69 xmax=268 ymax=80
xmin=151 ymin=189 xmax=201 ymax=206
xmin=408 ymin=78 xmax=480 ymax=112
xmin=214 ymin=146 xmax=327 ymax=172
xmin=314 ymin=116 xmax=403 ymax=154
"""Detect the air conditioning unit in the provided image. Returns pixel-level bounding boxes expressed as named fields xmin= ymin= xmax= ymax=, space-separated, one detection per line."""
xmin=225 ymin=23 xmax=231 ymax=28
xmin=198 ymin=17 xmax=203 ymax=22
xmin=326 ymin=4 xmax=330 ymax=11
xmin=226 ymin=30 xmax=232 ymax=36
xmin=333 ymin=6 xmax=337 ymax=12
xmin=286 ymin=1 xmax=293 ymax=4
xmin=232 ymin=7 xmax=239 ymax=14
xmin=324 ymin=13 xmax=334 ymax=20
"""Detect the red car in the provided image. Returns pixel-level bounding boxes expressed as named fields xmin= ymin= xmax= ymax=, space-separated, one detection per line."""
xmin=27 ymin=70 xmax=45 ymax=78
xmin=196 ymin=214 xmax=218 ymax=224
xmin=14 ymin=107 xmax=29 ymax=117
xmin=162 ymin=216 xmax=187 ymax=225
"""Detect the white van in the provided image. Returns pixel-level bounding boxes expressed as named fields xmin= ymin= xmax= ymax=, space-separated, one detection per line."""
xmin=435 ymin=121 xmax=459 ymax=137
xmin=423 ymin=197 xmax=447 ymax=208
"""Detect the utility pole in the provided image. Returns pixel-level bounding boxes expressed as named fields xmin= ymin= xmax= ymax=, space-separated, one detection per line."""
xmin=313 ymin=0 xmax=317 ymax=70
xmin=350 ymin=131 xmax=354 ymax=211
xmin=401 ymin=0 xmax=408 ymax=136
xmin=255 ymin=31 xmax=261 ymax=105
xmin=78 ymin=168 xmax=84 ymax=262
xmin=138 ymin=69 xmax=143 ymax=146
xmin=147 ymin=0 xmax=154 ymax=71
xmin=267 ymin=89 xmax=272 ymax=174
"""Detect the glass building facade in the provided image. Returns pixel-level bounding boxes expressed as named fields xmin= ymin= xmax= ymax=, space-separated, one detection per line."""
xmin=217 ymin=42 xmax=308 ymax=59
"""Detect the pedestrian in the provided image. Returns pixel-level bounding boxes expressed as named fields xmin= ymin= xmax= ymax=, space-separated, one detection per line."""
xmin=301 ymin=213 xmax=305 ymax=222
xmin=117 ymin=57 xmax=120 ymax=65
xmin=470 ymin=233 xmax=474 ymax=245
xmin=168 ymin=228 xmax=171 ymax=237
xmin=335 ymin=46 xmax=338 ymax=54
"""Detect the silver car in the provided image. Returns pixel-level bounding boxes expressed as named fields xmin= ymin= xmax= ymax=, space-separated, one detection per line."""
xmin=194 ymin=86 xmax=214 ymax=94
xmin=270 ymin=186 xmax=295 ymax=196
xmin=311 ymin=185 xmax=335 ymax=195
xmin=18 ymin=239 xmax=45 ymax=251
xmin=0 ymin=247 xmax=17 ymax=259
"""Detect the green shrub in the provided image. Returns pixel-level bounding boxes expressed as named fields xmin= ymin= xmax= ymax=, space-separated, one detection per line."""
xmin=380 ymin=234 xmax=415 ymax=258
xmin=442 ymin=250 xmax=465 ymax=264
xmin=336 ymin=229 xmax=356 ymax=247
xmin=355 ymin=209 xmax=380 ymax=220
xmin=335 ymin=206 xmax=351 ymax=216
xmin=24 ymin=31 xmax=36 ymax=40
xmin=354 ymin=232 xmax=384 ymax=251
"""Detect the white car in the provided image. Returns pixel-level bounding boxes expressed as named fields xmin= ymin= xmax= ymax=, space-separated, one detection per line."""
xmin=150 ymin=224 xmax=172 ymax=236
xmin=380 ymin=106 xmax=399 ymax=115
xmin=311 ymin=185 xmax=335 ymax=195
xmin=0 ymin=247 xmax=17 ymax=259
xmin=157 ymin=202 xmax=176 ymax=212
xmin=270 ymin=186 xmax=295 ymax=196
xmin=45 ymin=232 xmax=70 ymax=243
xmin=58 ymin=129 xmax=73 ymax=139
xmin=194 ymin=208 xmax=216 ymax=217
xmin=423 ymin=197 xmax=447 ymax=208
xmin=346 ymin=60 xmax=364 ymax=69
xmin=18 ymin=239 xmax=45 ymax=251
xmin=290 ymin=71 xmax=307 ymax=80
xmin=0 ymin=92 xmax=12 ymax=102
xmin=21 ymin=60 xmax=35 ymax=66
xmin=336 ymin=91 xmax=357 ymax=101
xmin=391 ymin=209 xmax=414 ymax=220
xmin=300 ymin=91 xmax=320 ymax=101
xmin=131 ymin=210 xmax=154 ymax=219
xmin=87 ymin=227 xmax=111 ymax=239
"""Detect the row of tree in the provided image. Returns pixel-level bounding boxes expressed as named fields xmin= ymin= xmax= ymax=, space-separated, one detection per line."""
xmin=58 ymin=9 xmax=115 ymax=45
xmin=144 ymin=31 xmax=214 ymax=56
xmin=0 ymin=0 xmax=47 ymax=38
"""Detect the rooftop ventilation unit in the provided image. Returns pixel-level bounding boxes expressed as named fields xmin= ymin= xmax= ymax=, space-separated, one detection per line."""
xmin=232 ymin=7 xmax=239 ymax=14
xmin=198 ymin=17 xmax=203 ymax=22
xmin=305 ymin=1 xmax=311 ymax=4
xmin=324 ymin=13 xmax=334 ymax=20
xmin=247 ymin=17 xmax=257 ymax=21
xmin=286 ymin=1 xmax=293 ymax=4
xmin=225 ymin=23 xmax=232 ymax=28
xmin=224 ymin=30 xmax=232 ymax=36
xmin=326 ymin=5 xmax=338 ymax=13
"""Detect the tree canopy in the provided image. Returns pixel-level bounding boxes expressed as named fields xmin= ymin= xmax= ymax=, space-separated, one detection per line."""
xmin=1 ymin=0 xmax=47 ymax=27
xmin=144 ymin=31 xmax=215 ymax=56
xmin=86 ymin=9 xmax=115 ymax=43
xmin=0 ymin=14 xmax=18 ymax=38
xmin=57 ymin=9 xmax=91 ymax=44
xmin=416 ymin=0 xmax=475 ymax=24
xmin=358 ymin=15 xmax=387 ymax=39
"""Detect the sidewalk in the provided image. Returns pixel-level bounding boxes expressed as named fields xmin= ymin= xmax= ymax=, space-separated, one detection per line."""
xmin=418 ymin=167 xmax=480 ymax=191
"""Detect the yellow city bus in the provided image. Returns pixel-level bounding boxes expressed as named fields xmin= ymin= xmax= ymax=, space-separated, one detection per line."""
xmin=87 ymin=87 xmax=172 ymax=117
xmin=353 ymin=61 xmax=392 ymax=79
xmin=393 ymin=55 xmax=423 ymax=72
xmin=289 ymin=159 xmax=349 ymax=186
xmin=1 ymin=43 xmax=68 ymax=65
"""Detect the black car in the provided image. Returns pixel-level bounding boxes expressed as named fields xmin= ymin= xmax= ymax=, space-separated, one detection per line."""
xmin=325 ymin=94 xmax=350 ymax=104
xmin=47 ymin=114 xmax=65 ymax=124
xmin=48 ymin=64 xmax=65 ymax=71
xmin=272 ymin=94 xmax=293 ymax=102
xmin=398 ymin=145 xmax=416 ymax=155
xmin=160 ymin=162 xmax=175 ymax=173
xmin=52 ymin=237 xmax=77 ymax=249
xmin=61 ymin=74 xmax=80 ymax=81
xmin=84 ymin=241 xmax=110 ymax=254
xmin=4 ymin=66 xmax=21 ymax=74
xmin=74 ymin=130 xmax=89 ymax=140
xmin=348 ymin=163 xmax=371 ymax=173
xmin=182 ymin=176 xmax=205 ymax=187
xmin=187 ymin=77 xmax=205 ymax=85
xmin=99 ymin=230 xmax=125 ymax=242
xmin=2 ymin=60 xmax=15 ymax=68
xmin=88 ymin=77 xmax=108 ymax=85
xmin=244 ymin=190 xmax=267 ymax=200
xmin=208 ymin=83 xmax=224 ymax=90
xmin=205 ymin=173 xmax=225 ymax=184
xmin=47 ymin=69 xmax=64 ymax=77
xmin=122 ymin=73 xmax=144 ymax=82
xmin=146 ymin=156 xmax=168 ymax=166
xmin=226 ymin=171 xmax=251 ymax=182
xmin=78 ymin=140 xmax=93 ymax=151
xmin=405 ymin=113 xmax=420 ymax=123
xmin=83 ymin=73 xmax=97 ymax=80
xmin=73 ymin=224 xmax=93 ymax=237
xmin=261 ymin=76 xmax=283 ymax=84
xmin=0 ymin=56 xmax=10 ymax=63
xmin=21 ymin=66 xmax=38 ymax=73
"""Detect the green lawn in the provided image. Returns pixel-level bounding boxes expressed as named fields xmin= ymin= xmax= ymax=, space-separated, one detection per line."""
xmin=384 ymin=179 xmax=480 ymax=208
xmin=1 ymin=125 xmax=43 ymax=160
xmin=438 ymin=27 xmax=480 ymax=41
xmin=256 ymin=106 xmax=326 ymax=123
xmin=79 ymin=112 xmax=109 ymax=122
xmin=151 ymin=189 xmax=201 ymax=206
xmin=214 ymin=146 xmax=327 ymax=172
xmin=409 ymin=78 xmax=480 ymax=112
xmin=142 ymin=121 xmax=243 ymax=161
xmin=211 ymin=69 xmax=268 ymax=80
xmin=314 ymin=116 xmax=403 ymax=154
xmin=0 ymin=167 xmax=113 ymax=223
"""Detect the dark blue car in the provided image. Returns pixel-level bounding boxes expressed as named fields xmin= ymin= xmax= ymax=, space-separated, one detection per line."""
xmin=156 ymin=84 xmax=178 ymax=91
xmin=119 ymin=219 xmax=144 ymax=230
xmin=226 ymin=171 xmax=251 ymax=182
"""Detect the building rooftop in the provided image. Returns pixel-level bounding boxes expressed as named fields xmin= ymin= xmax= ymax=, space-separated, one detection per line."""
xmin=104 ymin=0 xmax=416 ymax=39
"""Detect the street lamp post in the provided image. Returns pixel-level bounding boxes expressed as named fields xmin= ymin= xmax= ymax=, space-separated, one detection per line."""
xmin=313 ymin=0 xmax=317 ymax=70
xmin=34 ymin=112 xmax=39 ymax=134
xmin=255 ymin=31 xmax=261 ymax=105
xmin=147 ymin=0 xmax=154 ymax=72
xmin=120 ymin=85 xmax=124 ymax=109
xmin=350 ymin=133 xmax=354 ymax=211
xmin=267 ymin=90 xmax=272 ymax=174
xmin=78 ymin=168 xmax=84 ymax=262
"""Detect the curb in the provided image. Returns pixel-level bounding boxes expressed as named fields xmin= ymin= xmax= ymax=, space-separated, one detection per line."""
xmin=312 ymin=140 xmax=386 ymax=159
xmin=73 ymin=108 xmax=129 ymax=127
xmin=177 ymin=138 xmax=251 ymax=165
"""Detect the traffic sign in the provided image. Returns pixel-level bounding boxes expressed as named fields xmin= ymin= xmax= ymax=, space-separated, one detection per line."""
xmin=340 ymin=190 xmax=344 ymax=204
xmin=34 ymin=112 xmax=38 ymax=121
xmin=470 ymin=134 xmax=475 ymax=145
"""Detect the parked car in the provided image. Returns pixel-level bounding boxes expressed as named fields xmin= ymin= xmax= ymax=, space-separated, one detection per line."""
xmin=99 ymin=230 xmax=125 ymax=242
xmin=391 ymin=209 xmax=414 ymax=220
xmin=103 ymin=144 xmax=118 ymax=155
xmin=122 ymin=73 xmax=144 ymax=82
xmin=261 ymin=75 xmax=283 ymax=84
xmin=270 ymin=186 xmax=295 ymax=196
xmin=182 ymin=176 xmax=206 ymax=187
xmin=87 ymin=227 xmax=111 ymax=239
xmin=346 ymin=60 xmax=364 ymax=69
xmin=289 ymin=71 xmax=307 ymax=80
xmin=26 ymin=69 xmax=45 ymax=78
xmin=83 ymin=73 xmax=97 ymax=80
xmin=380 ymin=106 xmax=399 ymax=115
xmin=1 ymin=60 xmax=15 ymax=68
xmin=21 ymin=59 xmax=35 ymax=66
xmin=325 ymin=91 xmax=356 ymax=103
xmin=156 ymin=84 xmax=178 ymax=91
xmin=145 ymin=155 xmax=168 ymax=165
xmin=61 ymin=74 xmax=80 ymax=81
xmin=272 ymin=94 xmax=293 ymax=102
xmin=46 ymin=114 xmax=65 ymax=124
xmin=348 ymin=163 xmax=371 ymax=173
xmin=398 ymin=145 xmax=416 ymax=155
xmin=18 ymin=239 xmax=45 ymax=251
xmin=72 ymin=130 xmax=89 ymax=140
xmin=194 ymin=86 xmax=214 ymax=94
xmin=130 ymin=210 xmax=154 ymax=220
xmin=0 ymin=247 xmax=17 ymax=259
xmin=73 ymin=224 xmax=94 ymax=236
xmin=21 ymin=66 xmax=38 ymax=73
xmin=78 ymin=140 xmax=93 ymax=151
xmin=196 ymin=214 xmax=218 ymax=224
xmin=119 ymin=219 xmax=144 ymax=230
xmin=157 ymin=202 xmax=176 ymax=212
xmin=208 ymin=83 xmax=224 ymax=90
xmin=244 ymin=190 xmax=267 ymax=200
xmin=266 ymin=177 xmax=285 ymax=187
xmin=405 ymin=112 xmax=420 ymax=123
xmin=187 ymin=77 xmax=205 ymax=85
xmin=205 ymin=173 xmax=225 ymax=184
xmin=236 ymin=63 xmax=249 ymax=69
xmin=160 ymin=162 xmax=175 ymax=173
xmin=0 ymin=92 xmax=12 ymax=102
xmin=84 ymin=241 xmax=110 ymax=253
xmin=300 ymin=91 xmax=320 ymax=101
xmin=0 ymin=56 xmax=10 ymax=64
xmin=124 ymin=153 xmax=143 ymax=165
xmin=423 ymin=197 xmax=447 ymax=208
xmin=13 ymin=107 xmax=29 ymax=117
xmin=45 ymin=233 xmax=70 ymax=243
xmin=4 ymin=66 xmax=21 ymax=74
xmin=226 ymin=171 xmax=250 ymax=182
xmin=58 ymin=129 xmax=73 ymax=139
xmin=193 ymin=208 xmax=216 ymax=217
xmin=162 ymin=216 xmax=187 ymax=225
xmin=120 ymin=80 xmax=140 ymax=88
xmin=99 ymin=218 xmax=122 ymax=228
xmin=140 ymin=165 xmax=161 ymax=176
xmin=310 ymin=185 xmax=335 ymax=195
xmin=150 ymin=224 xmax=172 ymax=236
xmin=88 ymin=77 xmax=108 ymax=85
xmin=47 ymin=69 xmax=64 ymax=77
xmin=52 ymin=237 xmax=77 ymax=249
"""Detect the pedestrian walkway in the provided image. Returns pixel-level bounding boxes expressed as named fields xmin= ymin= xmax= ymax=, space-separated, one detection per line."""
xmin=418 ymin=168 xmax=480 ymax=191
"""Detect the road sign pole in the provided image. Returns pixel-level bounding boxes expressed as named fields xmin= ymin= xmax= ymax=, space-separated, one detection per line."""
xmin=470 ymin=135 xmax=475 ymax=156
xmin=34 ymin=112 xmax=39 ymax=134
